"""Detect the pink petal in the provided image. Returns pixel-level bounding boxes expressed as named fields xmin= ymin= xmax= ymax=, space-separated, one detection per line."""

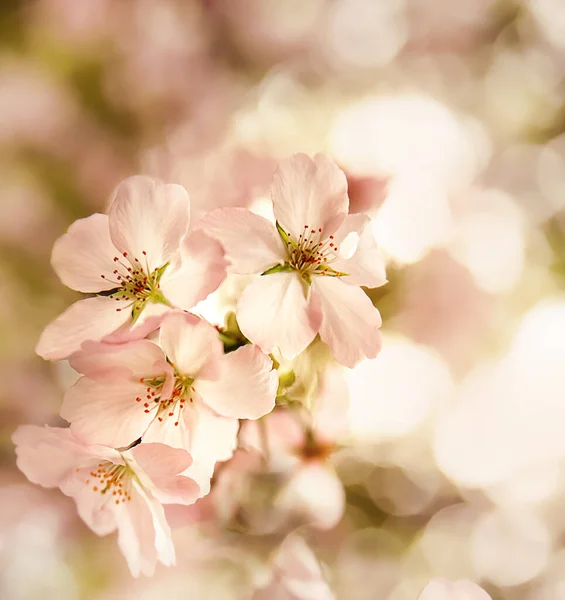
xmin=184 ymin=402 xmax=239 ymax=473
xmin=35 ymin=296 xmax=131 ymax=361
xmin=117 ymin=483 xmax=175 ymax=577
xmin=66 ymin=469 xmax=119 ymax=536
xmin=109 ymin=301 xmax=171 ymax=344
xmin=51 ymin=213 xmax=120 ymax=293
xmin=61 ymin=377 xmax=155 ymax=448
xmin=130 ymin=443 xmax=199 ymax=505
xmin=12 ymin=425 xmax=97 ymax=488
xmin=69 ymin=339 xmax=166 ymax=380
xmin=271 ymin=153 xmax=349 ymax=241
xmin=241 ymin=410 xmax=304 ymax=467
xmin=197 ymin=207 xmax=286 ymax=274
xmin=108 ymin=175 xmax=190 ymax=272
xmin=130 ymin=442 xmax=192 ymax=476
xmin=159 ymin=312 xmax=223 ymax=379
xmin=331 ymin=214 xmax=387 ymax=288
xmin=311 ymin=277 xmax=382 ymax=368
xmin=237 ymin=273 xmax=320 ymax=359
xmin=195 ymin=345 xmax=277 ymax=420
xmin=142 ymin=402 xmax=191 ymax=450
xmin=418 ymin=579 xmax=493 ymax=600
xmin=276 ymin=463 xmax=345 ymax=530
xmin=160 ymin=229 xmax=227 ymax=311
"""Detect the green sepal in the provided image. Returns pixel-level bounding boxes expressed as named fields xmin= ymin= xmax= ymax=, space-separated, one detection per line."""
xmin=261 ymin=263 xmax=294 ymax=276
xmin=276 ymin=221 xmax=295 ymax=248
xmin=131 ymin=300 xmax=146 ymax=324
xmin=152 ymin=261 xmax=170 ymax=284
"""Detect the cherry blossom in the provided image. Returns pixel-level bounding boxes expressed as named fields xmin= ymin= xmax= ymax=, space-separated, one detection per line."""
xmin=252 ymin=534 xmax=335 ymax=600
xmin=418 ymin=579 xmax=493 ymax=600
xmin=36 ymin=175 xmax=227 ymax=361
xmin=198 ymin=153 xmax=387 ymax=367
xmin=12 ymin=425 xmax=199 ymax=577
xmin=61 ymin=311 xmax=278 ymax=494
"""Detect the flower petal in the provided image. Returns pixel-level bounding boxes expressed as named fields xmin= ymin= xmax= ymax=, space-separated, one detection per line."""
xmin=196 ymin=345 xmax=277 ymax=420
xmin=311 ymin=277 xmax=382 ymax=368
xmin=108 ymin=175 xmax=190 ymax=271
xmin=331 ymin=214 xmax=387 ymax=288
xmin=61 ymin=377 xmax=155 ymax=448
xmin=35 ymin=296 xmax=131 ymax=361
xmin=276 ymin=463 xmax=345 ymax=530
xmin=237 ymin=273 xmax=320 ymax=359
xmin=197 ymin=207 xmax=286 ymax=274
xmin=271 ymin=154 xmax=348 ymax=241
xmin=51 ymin=213 xmax=120 ymax=293
xmin=418 ymin=579 xmax=493 ymax=600
xmin=109 ymin=301 xmax=171 ymax=344
xmin=69 ymin=339 xmax=166 ymax=380
xmin=183 ymin=402 xmax=239 ymax=495
xmin=159 ymin=312 xmax=223 ymax=379
xmin=12 ymin=425 xmax=97 ymax=488
xmin=160 ymin=229 xmax=227 ymax=311
xmin=117 ymin=482 xmax=175 ymax=577
xmin=130 ymin=443 xmax=199 ymax=505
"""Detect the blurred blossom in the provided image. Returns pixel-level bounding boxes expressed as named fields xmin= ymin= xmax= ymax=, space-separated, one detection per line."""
xmin=336 ymin=528 xmax=404 ymax=600
xmin=0 ymin=482 xmax=80 ymax=600
xmin=396 ymin=250 xmax=495 ymax=374
xmin=330 ymin=94 xmax=487 ymax=188
xmin=208 ymin=0 xmax=325 ymax=66
xmin=537 ymin=134 xmax=565 ymax=217
xmin=484 ymin=49 xmax=562 ymax=138
xmin=348 ymin=334 xmax=453 ymax=441
xmin=253 ymin=534 xmax=334 ymax=600
xmin=449 ymin=188 xmax=526 ymax=293
xmin=418 ymin=504 xmax=481 ymax=580
xmin=405 ymin=0 xmax=497 ymax=50
xmin=319 ymin=0 xmax=407 ymax=72
xmin=527 ymin=0 xmax=565 ymax=51
xmin=0 ymin=61 xmax=77 ymax=149
xmin=471 ymin=508 xmax=552 ymax=586
xmin=435 ymin=296 xmax=565 ymax=488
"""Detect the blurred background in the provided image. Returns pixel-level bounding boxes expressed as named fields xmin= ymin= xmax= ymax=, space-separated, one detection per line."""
xmin=1 ymin=0 xmax=565 ymax=599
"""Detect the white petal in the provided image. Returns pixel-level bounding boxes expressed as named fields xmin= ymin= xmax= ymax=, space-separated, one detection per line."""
xmin=197 ymin=207 xmax=286 ymax=274
xmin=237 ymin=273 xmax=320 ymax=360
xmin=272 ymin=154 xmax=348 ymax=241
xmin=35 ymin=296 xmax=131 ymax=361
xmin=331 ymin=214 xmax=387 ymax=288
xmin=108 ymin=175 xmax=190 ymax=271
xmin=311 ymin=277 xmax=382 ymax=368
xmin=61 ymin=377 xmax=155 ymax=449
xmin=195 ymin=345 xmax=278 ymax=420
xmin=51 ymin=213 xmax=120 ymax=293
xmin=159 ymin=312 xmax=223 ymax=379
xmin=160 ymin=229 xmax=227 ymax=311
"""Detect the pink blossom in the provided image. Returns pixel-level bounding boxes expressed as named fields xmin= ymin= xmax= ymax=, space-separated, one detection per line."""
xmin=61 ymin=312 xmax=278 ymax=494
xmin=241 ymin=409 xmax=345 ymax=531
xmin=36 ymin=175 xmax=227 ymax=361
xmin=253 ymin=534 xmax=335 ymax=600
xmin=12 ymin=425 xmax=199 ymax=577
xmin=199 ymin=153 xmax=387 ymax=367
xmin=418 ymin=579 xmax=493 ymax=600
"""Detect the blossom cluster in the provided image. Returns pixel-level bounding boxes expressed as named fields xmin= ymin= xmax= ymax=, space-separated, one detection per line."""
xmin=13 ymin=154 xmax=387 ymax=581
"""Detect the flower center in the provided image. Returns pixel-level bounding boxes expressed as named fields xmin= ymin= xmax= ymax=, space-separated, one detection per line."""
xmin=100 ymin=251 xmax=170 ymax=321
xmin=137 ymin=373 xmax=195 ymax=427
xmin=82 ymin=460 xmax=133 ymax=504
xmin=266 ymin=223 xmax=348 ymax=283
xmin=286 ymin=225 xmax=339 ymax=275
